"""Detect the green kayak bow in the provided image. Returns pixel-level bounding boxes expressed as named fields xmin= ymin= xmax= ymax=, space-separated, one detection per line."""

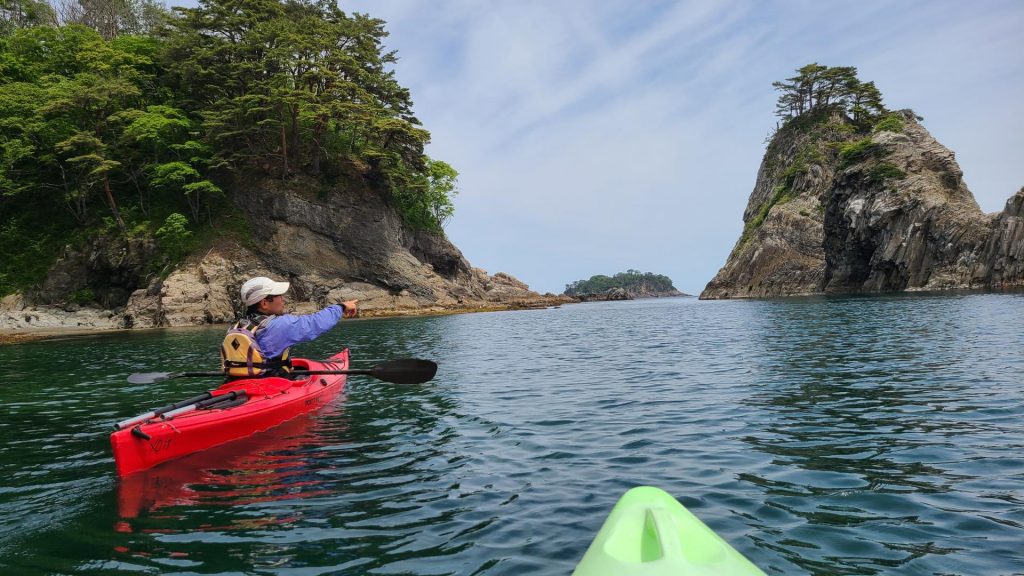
xmin=573 ymin=486 xmax=767 ymax=576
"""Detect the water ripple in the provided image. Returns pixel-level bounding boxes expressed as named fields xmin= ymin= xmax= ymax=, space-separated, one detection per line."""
xmin=1 ymin=295 xmax=1024 ymax=574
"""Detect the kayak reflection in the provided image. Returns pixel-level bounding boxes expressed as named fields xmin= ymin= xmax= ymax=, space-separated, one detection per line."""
xmin=115 ymin=404 xmax=348 ymax=526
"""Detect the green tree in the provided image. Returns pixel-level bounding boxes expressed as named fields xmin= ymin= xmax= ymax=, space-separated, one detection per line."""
xmin=154 ymin=211 xmax=191 ymax=262
xmin=53 ymin=0 xmax=168 ymax=39
xmin=0 ymin=0 xmax=457 ymax=294
xmin=149 ymin=160 xmax=222 ymax=223
xmin=0 ymin=0 xmax=56 ymax=33
xmin=54 ymin=130 xmax=125 ymax=228
xmin=425 ymin=159 xmax=458 ymax=227
xmin=773 ymin=63 xmax=887 ymax=122
xmin=109 ymin=104 xmax=192 ymax=213
xmin=160 ymin=0 xmax=431 ymax=188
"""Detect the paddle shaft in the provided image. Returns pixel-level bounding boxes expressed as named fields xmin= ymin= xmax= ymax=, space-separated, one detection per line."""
xmin=113 ymin=391 xmax=213 ymax=430
xmin=168 ymin=369 xmax=374 ymax=378
xmin=161 ymin=390 xmax=247 ymax=420
xmin=125 ymin=358 xmax=437 ymax=385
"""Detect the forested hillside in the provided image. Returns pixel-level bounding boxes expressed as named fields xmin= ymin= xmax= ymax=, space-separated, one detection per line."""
xmin=0 ymin=0 xmax=457 ymax=297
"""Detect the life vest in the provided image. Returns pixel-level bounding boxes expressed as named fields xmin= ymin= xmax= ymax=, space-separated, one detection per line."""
xmin=220 ymin=315 xmax=291 ymax=378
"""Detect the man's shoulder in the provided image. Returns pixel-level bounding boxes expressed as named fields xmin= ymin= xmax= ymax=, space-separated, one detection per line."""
xmin=259 ymin=313 xmax=302 ymax=331
xmin=229 ymin=314 xmax=279 ymax=333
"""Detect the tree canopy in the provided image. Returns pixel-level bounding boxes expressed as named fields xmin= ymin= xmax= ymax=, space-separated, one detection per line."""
xmin=0 ymin=0 xmax=458 ymax=296
xmin=564 ymin=270 xmax=677 ymax=297
xmin=773 ymin=63 xmax=886 ymax=122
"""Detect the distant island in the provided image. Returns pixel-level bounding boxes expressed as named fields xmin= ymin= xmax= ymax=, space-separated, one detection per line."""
xmin=564 ymin=270 xmax=688 ymax=301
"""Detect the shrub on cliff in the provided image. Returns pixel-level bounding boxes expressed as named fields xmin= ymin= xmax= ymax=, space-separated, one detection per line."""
xmin=838 ymin=138 xmax=887 ymax=168
xmin=872 ymin=113 xmax=905 ymax=134
xmin=154 ymin=212 xmax=192 ymax=265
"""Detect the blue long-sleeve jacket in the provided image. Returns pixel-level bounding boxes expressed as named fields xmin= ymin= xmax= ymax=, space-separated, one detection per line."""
xmin=255 ymin=305 xmax=344 ymax=359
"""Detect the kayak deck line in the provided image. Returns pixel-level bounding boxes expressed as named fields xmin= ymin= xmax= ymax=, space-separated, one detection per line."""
xmin=573 ymin=486 xmax=766 ymax=576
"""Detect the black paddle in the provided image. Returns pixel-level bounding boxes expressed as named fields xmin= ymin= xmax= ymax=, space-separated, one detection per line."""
xmin=126 ymin=358 xmax=438 ymax=386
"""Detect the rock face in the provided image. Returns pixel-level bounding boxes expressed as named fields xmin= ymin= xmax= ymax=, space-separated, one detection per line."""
xmin=626 ymin=286 xmax=687 ymax=298
xmin=702 ymin=110 xmax=1024 ymax=299
xmin=575 ymin=287 xmax=631 ymax=302
xmin=32 ymin=236 xmax=158 ymax=309
xmin=572 ymin=286 xmax=687 ymax=302
xmin=3 ymin=173 xmax=569 ymax=332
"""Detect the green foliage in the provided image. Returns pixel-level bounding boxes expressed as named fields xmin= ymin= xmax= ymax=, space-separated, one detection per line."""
xmin=154 ymin=212 xmax=191 ymax=263
xmin=774 ymin=63 xmax=886 ymax=123
xmin=825 ymin=121 xmax=856 ymax=135
xmin=779 ymin=146 xmax=823 ymax=190
xmin=0 ymin=0 xmax=453 ymax=294
xmin=834 ymin=134 xmax=904 ymax=186
xmin=745 ymin=152 xmax=822 ymax=244
xmin=740 ymin=184 xmax=795 ymax=246
xmin=872 ymin=113 xmax=905 ymax=134
xmin=0 ymin=0 xmax=55 ymax=34
xmin=867 ymin=163 xmax=906 ymax=185
xmin=0 ymin=216 xmax=66 ymax=296
xmin=394 ymin=158 xmax=459 ymax=231
xmin=565 ymin=269 xmax=677 ymax=297
xmin=838 ymin=138 xmax=887 ymax=168
xmin=739 ymin=144 xmax=827 ymax=247
xmin=70 ymin=287 xmax=94 ymax=304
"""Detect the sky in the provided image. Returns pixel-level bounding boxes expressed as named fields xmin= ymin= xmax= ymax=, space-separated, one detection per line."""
xmin=177 ymin=0 xmax=1024 ymax=295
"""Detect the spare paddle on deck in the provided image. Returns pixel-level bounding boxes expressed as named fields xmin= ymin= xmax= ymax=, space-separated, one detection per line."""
xmin=126 ymin=358 xmax=438 ymax=385
xmin=113 ymin=391 xmax=213 ymax=430
xmin=161 ymin=390 xmax=247 ymax=421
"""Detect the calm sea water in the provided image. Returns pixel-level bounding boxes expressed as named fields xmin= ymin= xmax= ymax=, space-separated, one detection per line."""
xmin=1 ymin=294 xmax=1023 ymax=575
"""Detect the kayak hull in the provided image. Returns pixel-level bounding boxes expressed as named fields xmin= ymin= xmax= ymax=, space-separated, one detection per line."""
xmin=111 ymin=350 xmax=348 ymax=477
xmin=573 ymin=486 xmax=766 ymax=576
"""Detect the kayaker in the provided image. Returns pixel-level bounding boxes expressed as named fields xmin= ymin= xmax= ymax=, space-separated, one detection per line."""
xmin=221 ymin=276 xmax=358 ymax=379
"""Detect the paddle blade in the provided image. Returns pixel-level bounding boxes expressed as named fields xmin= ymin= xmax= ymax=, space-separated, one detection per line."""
xmin=370 ymin=359 xmax=437 ymax=384
xmin=127 ymin=372 xmax=176 ymax=384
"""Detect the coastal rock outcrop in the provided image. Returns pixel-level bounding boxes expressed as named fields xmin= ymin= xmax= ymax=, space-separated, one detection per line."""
xmin=702 ymin=110 xmax=1023 ymax=298
xmin=31 ymin=236 xmax=158 ymax=309
xmin=2 ymin=174 xmax=569 ymax=332
xmin=574 ymin=287 xmax=631 ymax=302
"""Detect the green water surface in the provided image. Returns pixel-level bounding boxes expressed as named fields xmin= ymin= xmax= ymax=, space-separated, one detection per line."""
xmin=1 ymin=294 xmax=1023 ymax=574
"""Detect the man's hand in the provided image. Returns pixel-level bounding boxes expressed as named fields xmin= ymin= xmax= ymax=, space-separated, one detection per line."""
xmin=341 ymin=299 xmax=359 ymax=318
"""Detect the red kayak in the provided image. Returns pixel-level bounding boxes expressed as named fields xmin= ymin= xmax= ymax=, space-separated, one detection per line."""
xmin=111 ymin=349 xmax=349 ymax=477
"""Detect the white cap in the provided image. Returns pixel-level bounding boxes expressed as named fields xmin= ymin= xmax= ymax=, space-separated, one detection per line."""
xmin=240 ymin=276 xmax=290 ymax=306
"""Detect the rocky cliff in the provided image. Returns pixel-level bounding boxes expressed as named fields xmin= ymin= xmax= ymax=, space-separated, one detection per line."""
xmin=701 ymin=109 xmax=1024 ymax=299
xmin=1 ymin=173 xmax=568 ymax=332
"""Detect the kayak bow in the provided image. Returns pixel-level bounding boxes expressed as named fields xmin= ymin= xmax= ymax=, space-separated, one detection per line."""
xmin=573 ymin=486 xmax=766 ymax=576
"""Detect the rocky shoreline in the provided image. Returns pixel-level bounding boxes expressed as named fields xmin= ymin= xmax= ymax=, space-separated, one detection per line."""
xmin=2 ymin=172 xmax=576 ymax=344
xmin=0 ymin=292 xmax=573 ymax=346
xmin=572 ymin=288 xmax=689 ymax=302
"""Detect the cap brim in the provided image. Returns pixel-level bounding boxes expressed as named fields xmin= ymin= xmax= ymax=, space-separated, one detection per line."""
xmin=267 ymin=281 xmax=290 ymax=296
